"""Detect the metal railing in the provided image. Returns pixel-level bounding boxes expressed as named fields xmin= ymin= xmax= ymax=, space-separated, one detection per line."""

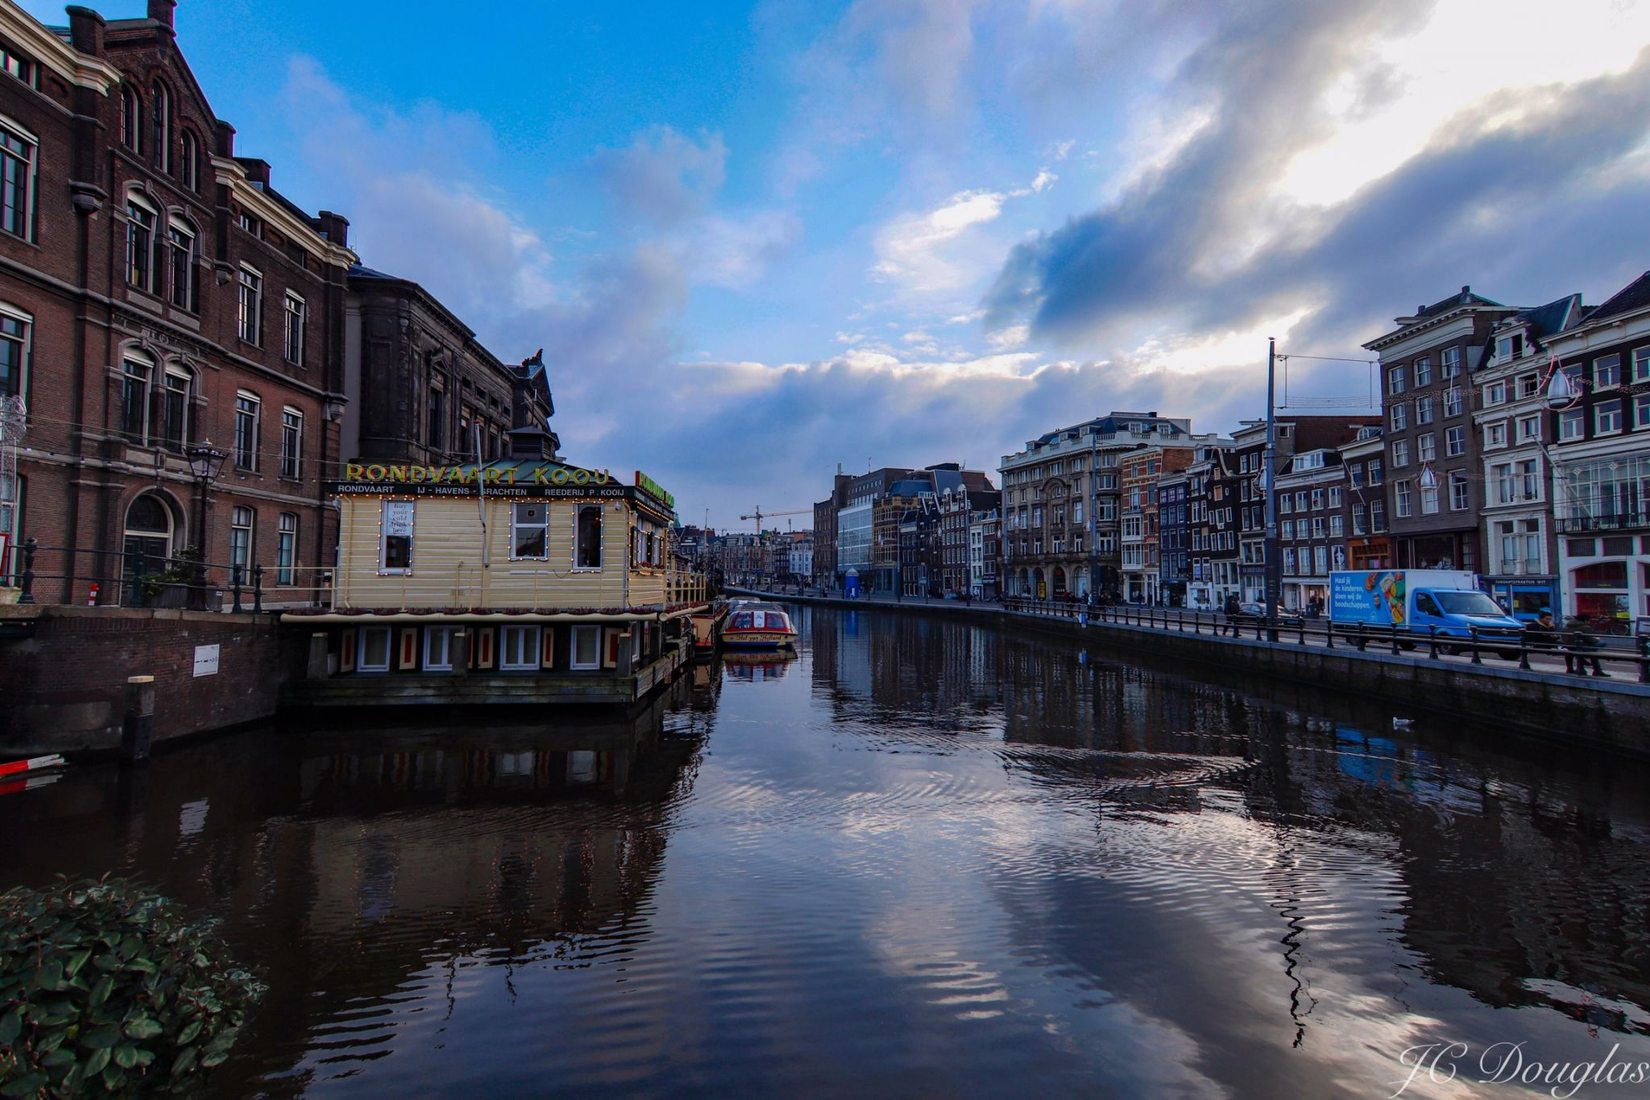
xmin=3 ymin=536 xmax=333 ymax=613
xmin=998 ymin=597 xmax=1650 ymax=684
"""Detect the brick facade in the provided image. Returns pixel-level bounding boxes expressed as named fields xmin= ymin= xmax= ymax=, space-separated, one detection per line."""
xmin=0 ymin=1 xmax=354 ymax=606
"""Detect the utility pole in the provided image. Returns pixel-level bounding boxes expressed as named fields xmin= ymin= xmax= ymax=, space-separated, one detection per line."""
xmin=1263 ymin=336 xmax=1282 ymax=641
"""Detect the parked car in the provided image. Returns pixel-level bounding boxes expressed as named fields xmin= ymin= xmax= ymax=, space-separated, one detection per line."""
xmin=1229 ymin=602 xmax=1305 ymax=627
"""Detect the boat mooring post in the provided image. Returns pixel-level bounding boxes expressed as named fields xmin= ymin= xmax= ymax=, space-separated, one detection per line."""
xmin=121 ymin=675 xmax=155 ymax=765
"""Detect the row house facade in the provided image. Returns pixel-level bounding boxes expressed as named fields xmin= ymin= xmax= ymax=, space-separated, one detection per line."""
xmin=0 ymin=0 xmax=356 ymax=605
xmin=999 ymin=411 xmax=1193 ymax=602
xmin=1365 ymin=286 xmax=1519 ymax=574
xmin=967 ymin=506 xmax=1000 ymax=599
xmin=1472 ymin=294 xmax=1584 ymax=617
xmin=1341 ymin=428 xmax=1389 ymax=571
xmin=1119 ymin=444 xmax=1199 ymax=604
xmin=1546 ymin=271 xmax=1650 ymax=630
xmin=1186 ymin=444 xmax=1238 ymax=609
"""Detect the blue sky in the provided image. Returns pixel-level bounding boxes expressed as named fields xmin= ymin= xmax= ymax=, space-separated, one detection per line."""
xmin=26 ymin=0 xmax=1650 ymax=530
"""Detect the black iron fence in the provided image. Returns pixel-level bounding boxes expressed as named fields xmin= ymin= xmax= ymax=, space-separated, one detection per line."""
xmin=3 ymin=537 xmax=332 ymax=613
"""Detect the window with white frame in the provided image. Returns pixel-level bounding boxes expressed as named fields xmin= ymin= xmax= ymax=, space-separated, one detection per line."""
xmin=1449 ymin=471 xmax=1470 ymax=512
xmin=575 ymin=505 xmax=604 ymax=569
xmin=276 ymin=512 xmax=297 ymax=585
xmin=570 ymin=624 xmax=601 ymax=669
xmin=512 ymin=502 xmax=549 ymax=559
xmin=1417 ymin=433 xmax=1436 ymax=462
xmin=1517 ymin=373 xmax=1540 ymax=399
xmin=1330 ymin=514 xmax=1343 ymax=536
xmin=283 ymin=293 xmax=305 ymax=366
xmin=280 ymin=407 xmax=302 ymax=478
xmin=1514 ymin=415 xmax=1539 ymax=443
xmin=381 ymin=500 xmax=414 ymax=573
xmin=1442 ymin=346 xmax=1461 ymax=377
xmin=1634 ymin=347 xmax=1650 ymax=383
xmin=1328 ymin=486 xmax=1342 ymax=508
xmin=126 ymin=194 xmax=157 ymax=292
xmin=0 ymin=304 xmax=29 ymax=399
xmin=1310 ymin=488 xmax=1324 ymax=510
xmin=1558 ymin=408 xmax=1584 ymax=441
xmin=1596 ymin=399 xmax=1623 ymax=435
xmin=1444 ymin=426 xmax=1465 ymax=456
xmin=423 ymin=626 xmax=456 ymax=671
xmin=1420 ymin=484 xmax=1439 ymax=515
xmin=1395 ymin=480 xmax=1412 ymax=518
xmin=1636 ymin=393 xmax=1650 ymax=429
xmin=1484 ymin=422 xmax=1507 ymax=449
xmin=1390 ymin=403 xmax=1408 ymax=430
xmin=1387 ymin=366 xmax=1405 ymax=395
xmin=1443 ymin=386 xmax=1463 ymax=417
xmin=1415 ymin=395 xmax=1435 ymax=424
xmin=1594 ymin=354 xmax=1621 ymax=388
xmin=1314 ymin=546 xmax=1328 ymax=574
xmin=1 ymin=119 xmax=35 ymax=241
xmin=355 ymin=627 xmax=393 ymax=672
xmin=1391 ymin=439 xmax=1410 ymax=467
xmin=1413 ymin=357 xmax=1432 ymax=387
xmin=1484 ymin=381 xmax=1507 ymax=406
xmin=229 ymin=505 xmax=253 ymax=576
xmin=234 ymin=392 xmax=259 ymax=470
xmin=1371 ymin=499 xmax=1386 ymax=531
xmin=499 ymin=625 xmax=541 ymax=671
xmin=237 ymin=266 xmax=261 ymax=344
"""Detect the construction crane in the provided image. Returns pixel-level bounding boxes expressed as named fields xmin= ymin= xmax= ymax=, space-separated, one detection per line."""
xmin=740 ymin=506 xmax=810 ymax=533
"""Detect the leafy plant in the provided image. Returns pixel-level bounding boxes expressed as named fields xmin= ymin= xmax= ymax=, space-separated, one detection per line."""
xmin=0 ymin=876 xmax=264 ymax=1096
xmin=136 ymin=549 xmax=202 ymax=604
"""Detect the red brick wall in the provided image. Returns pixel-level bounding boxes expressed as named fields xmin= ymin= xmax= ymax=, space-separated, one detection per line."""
xmin=0 ymin=607 xmax=305 ymax=754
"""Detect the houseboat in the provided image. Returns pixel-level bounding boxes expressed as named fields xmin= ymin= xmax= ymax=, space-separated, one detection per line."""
xmin=282 ymin=427 xmax=709 ymax=708
xmin=719 ymin=601 xmax=798 ymax=650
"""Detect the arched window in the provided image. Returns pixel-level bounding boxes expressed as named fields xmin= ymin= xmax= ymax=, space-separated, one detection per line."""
xmin=179 ymin=130 xmax=199 ymax=191
xmin=125 ymin=191 xmax=157 ymax=292
xmin=157 ymin=364 xmax=193 ymax=452
xmin=120 ymin=85 xmax=141 ymax=154
xmin=150 ymin=80 xmax=170 ymax=172
xmin=166 ymin=215 xmax=198 ymax=311
xmin=120 ymin=349 xmax=154 ymax=443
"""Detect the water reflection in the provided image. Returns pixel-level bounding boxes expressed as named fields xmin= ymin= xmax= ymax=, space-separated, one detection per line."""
xmin=1 ymin=607 xmax=1649 ymax=1096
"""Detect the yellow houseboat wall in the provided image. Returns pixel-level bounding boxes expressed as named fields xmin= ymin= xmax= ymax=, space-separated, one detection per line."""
xmin=336 ymin=494 xmax=671 ymax=611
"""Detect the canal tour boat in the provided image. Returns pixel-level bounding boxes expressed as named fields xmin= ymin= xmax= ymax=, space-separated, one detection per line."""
xmin=719 ymin=602 xmax=798 ymax=650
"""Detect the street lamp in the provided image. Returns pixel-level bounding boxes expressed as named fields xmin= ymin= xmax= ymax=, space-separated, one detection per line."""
xmin=186 ymin=440 xmax=227 ymax=609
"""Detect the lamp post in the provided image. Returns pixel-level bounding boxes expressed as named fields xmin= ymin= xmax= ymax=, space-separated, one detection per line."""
xmin=186 ymin=440 xmax=227 ymax=610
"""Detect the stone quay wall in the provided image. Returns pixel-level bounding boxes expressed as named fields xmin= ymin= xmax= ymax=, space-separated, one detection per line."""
xmin=0 ymin=607 xmax=304 ymax=755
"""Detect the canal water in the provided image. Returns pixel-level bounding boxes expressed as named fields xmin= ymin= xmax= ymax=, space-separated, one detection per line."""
xmin=4 ymin=605 xmax=1650 ymax=1098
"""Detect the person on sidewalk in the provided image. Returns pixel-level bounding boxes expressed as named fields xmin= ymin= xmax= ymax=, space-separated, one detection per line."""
xmin=1562 ymin=614 xmax=1609 ymax=677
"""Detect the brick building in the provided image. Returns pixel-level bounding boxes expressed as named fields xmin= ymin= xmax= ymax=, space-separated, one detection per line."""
xmin=1 ymin=0 xmax=355 ymax=605
xmin=1365 ymin=286 xmax=1520 ymax=572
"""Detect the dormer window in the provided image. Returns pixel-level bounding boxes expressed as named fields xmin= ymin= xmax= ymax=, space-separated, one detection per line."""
xmin=1495 ymin=333 xmax=1524 ymax=362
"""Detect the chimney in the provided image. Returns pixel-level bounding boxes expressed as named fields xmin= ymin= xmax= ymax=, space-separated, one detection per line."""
xmin=215 ymin=120 xmax=235 ymax=158
xmin=148 ymin=0 xmax=176 ymax=30
xmin=240 ymin=158 xmax=271 ymax=188
xmin=66 ymin=7 xmax=105 ymax=55
xmin=316 ymin=210 xmax=350 ymax=247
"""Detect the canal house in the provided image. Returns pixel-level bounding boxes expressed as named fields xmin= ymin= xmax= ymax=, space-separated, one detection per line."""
xmin=282 ymin=428 xmax=701 ymax=706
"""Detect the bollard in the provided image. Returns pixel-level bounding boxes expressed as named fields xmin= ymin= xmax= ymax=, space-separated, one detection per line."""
xmin=1639 ymin=637 xmax=1650 ymax=685
xmin=1469 ymin=627 xmax=1482 ymax=665
xmin=18 ymin=537 xmax=36 ymax=605
xmin=121 ymin=675 xmax=156 ymax=765
xmin=1389 ymin=626 xmax=1400 ymax=657
xmin=231 ymin=564 xmax=244 ymax=614
xmin=252 ymin=564 xmax=264 ymax=614
xmin=1427 ymin=626 xmax=1440 ymax=660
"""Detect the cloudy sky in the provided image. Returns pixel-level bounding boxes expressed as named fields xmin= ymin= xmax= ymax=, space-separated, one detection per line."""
xmin=31 ymin=0 xmax=1650 ymax=529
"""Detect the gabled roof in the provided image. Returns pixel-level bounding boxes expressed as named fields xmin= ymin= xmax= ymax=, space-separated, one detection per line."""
xmin=1587 ymin=270 xmax=1650 ymax=323
xmin=1411 ymin=285 xmax=1505 ymax=320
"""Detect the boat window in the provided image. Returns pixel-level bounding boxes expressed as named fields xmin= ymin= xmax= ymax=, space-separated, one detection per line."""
xmin=575 ymin=505 xmax=602 ymax=569
xmin=380 ymin=501 xmax=413 ymax=573
xmin=731 ymin=612 xmax=753 ymax=629
xmin=512 ymin=503 xmax=548 ymax=559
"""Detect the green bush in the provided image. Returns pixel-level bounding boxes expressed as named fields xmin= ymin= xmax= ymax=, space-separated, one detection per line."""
xmin=0 ymin=876 xmax=264 ymax=1096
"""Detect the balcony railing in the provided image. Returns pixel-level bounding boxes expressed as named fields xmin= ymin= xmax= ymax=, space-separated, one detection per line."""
xmin=1557 ymin=511 xmax=1647 ymax=534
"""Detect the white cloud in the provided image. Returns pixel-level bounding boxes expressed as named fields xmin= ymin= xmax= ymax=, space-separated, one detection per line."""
xmin=873 ymin=189 xmax=1010 ymax=292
